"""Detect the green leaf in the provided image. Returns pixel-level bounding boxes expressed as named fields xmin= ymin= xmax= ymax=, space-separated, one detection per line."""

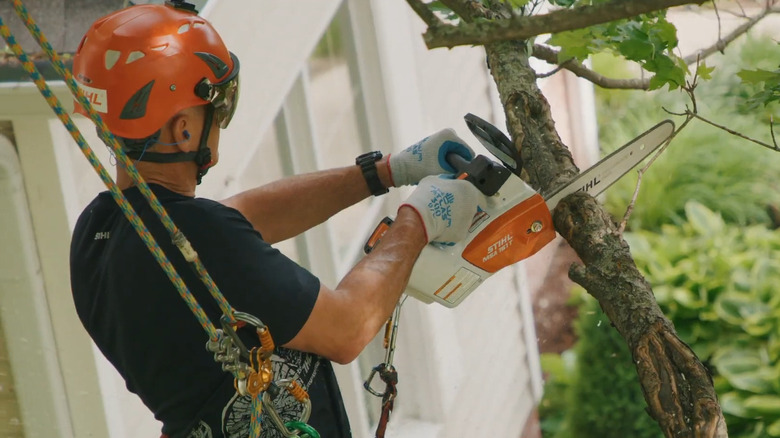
xmin=549 ymin=29 xmax=594 ymax=61
xmin=548 ymin=0 xmax=576 ymax=6
xmin=685 ymin=201 xmax=724 ymax=235
xmin=745 ymin=395 xmax=780 ymax=416
xmin=714 ymin=347 xmax=778 ymax=393
xmin=671 ymin=287 xmax=706 ymax=309
xmin=697 ymin=62 xmax=715 ymax=80
xmin=507 ymin=0 xmax=532 ymax=8
xmin=650 ymin=19 xmax=678 ymax=50
xmin=738 ymin=68 xmax=780 ymax=84
xmin=769 ymin=419 xmax=780 ymax=437
xmin=721 ymin=391 xmax=752 ymax=418
xmin=618 ymin=34 xmax=653 ymax=61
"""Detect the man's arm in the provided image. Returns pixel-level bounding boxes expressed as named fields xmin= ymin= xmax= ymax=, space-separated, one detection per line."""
xmin=283 ymin=176 xmax=486 ymax=364
xmin=283 ymin=206 xmax=426 ymax=364
xmin=221 ymin=129 xmax=475 ymax=244
xmin=220 ymin=159 xmax=392 ymax=244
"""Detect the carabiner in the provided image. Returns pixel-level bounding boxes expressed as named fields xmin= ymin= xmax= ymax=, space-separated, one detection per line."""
xmin=262 ymin=379 xmax=314 ymax=437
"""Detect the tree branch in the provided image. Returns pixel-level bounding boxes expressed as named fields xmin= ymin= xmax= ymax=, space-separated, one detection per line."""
xmin=423 ymin=0 xmax=708 ymax=49
xmin=529 ymin=4 xmax=779 ymax=90
xmin=438 ymin=0 xmax=502 ymax=23
xmin=531 ymin=44 xmax=651 ymax=90
xmin=682 ymin=5 xmax=780 ymax=65
xmin=405 ymin=0 xmax=442 ymax=28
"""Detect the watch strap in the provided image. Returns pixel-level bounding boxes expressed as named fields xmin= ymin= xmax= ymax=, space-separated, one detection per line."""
xmin=356 ymin=151 xmax=389 ymax=196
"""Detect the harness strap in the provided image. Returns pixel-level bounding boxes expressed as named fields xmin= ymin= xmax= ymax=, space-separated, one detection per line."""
xmin=373 ymin=364 xmax=398 ymax=438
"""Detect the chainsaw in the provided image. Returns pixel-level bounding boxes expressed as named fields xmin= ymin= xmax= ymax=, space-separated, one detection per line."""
xmin=365 ymin=114 xmax=675 ymax=307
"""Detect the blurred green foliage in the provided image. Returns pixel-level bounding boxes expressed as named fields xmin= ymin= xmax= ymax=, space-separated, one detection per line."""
xmin=595 ymin=36 xmax=780 ymax=231
xmin=539 ymin=33 xmax=780 ymax=438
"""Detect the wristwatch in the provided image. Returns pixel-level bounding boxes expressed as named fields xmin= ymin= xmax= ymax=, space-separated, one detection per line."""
xmin=356 ymin=151 xmax=389 ymax=196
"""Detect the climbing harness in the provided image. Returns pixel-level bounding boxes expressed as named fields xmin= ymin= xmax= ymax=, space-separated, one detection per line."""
xmin=364 ymin=296 xmax=406 ymax=438
xmin=0 ymin=1 xmax=317 ymax=436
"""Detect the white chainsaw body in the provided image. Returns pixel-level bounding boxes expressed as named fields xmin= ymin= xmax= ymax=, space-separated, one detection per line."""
xmin=404 ymin=174 xmax=554 ymax=307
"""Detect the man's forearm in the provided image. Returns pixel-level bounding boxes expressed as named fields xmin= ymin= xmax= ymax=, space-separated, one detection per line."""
xmin=221 ymin=158 xmax=393 ymax=243
xmin=284 ymin=206 xmax=427 ymax=363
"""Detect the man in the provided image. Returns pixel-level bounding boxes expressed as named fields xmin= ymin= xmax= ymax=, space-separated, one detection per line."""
xmin=69 ymin=3 xmax=485 ymax=438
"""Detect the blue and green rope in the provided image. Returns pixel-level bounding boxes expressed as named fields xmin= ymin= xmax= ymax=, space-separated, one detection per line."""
xmin=0 ymin=1 xmax=271 ymax=434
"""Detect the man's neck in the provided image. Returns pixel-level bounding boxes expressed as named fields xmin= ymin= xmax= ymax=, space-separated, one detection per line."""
xmin=116 ymin=162 xmax=198 ymax=197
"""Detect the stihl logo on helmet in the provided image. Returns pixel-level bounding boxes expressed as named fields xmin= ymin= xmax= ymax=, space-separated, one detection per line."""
xmin=76 ymin=82 xmax=108 ymax=113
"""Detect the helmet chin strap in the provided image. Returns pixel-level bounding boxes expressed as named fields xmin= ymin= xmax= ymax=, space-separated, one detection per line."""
xmin=193 ymin=105 xmax=215 ymax=185
xmin=124 ymin=105 xmax=215 ymax=185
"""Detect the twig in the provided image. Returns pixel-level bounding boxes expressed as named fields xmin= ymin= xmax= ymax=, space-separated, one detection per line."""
xmin=690 ymin=112 xmax=780 ymax=152
xmin=736 ymin=0 xmax=748 ymax=17
xmin=536 ymin=63 xmax=567 ymax=78
xmin=531 ymin=44 xmax=650 ymax=89
xmin=682 ymin=6 xmax=780 ymax=64
xmin=619 ymin=72 xmax=701 ymax=232
xmin=618 ymin=116 xmax=693 ymax=233
xmin=713 ymin=0 xmax=723 ymax=47
xmin=406 ymin=0 xmax=442 ymax=27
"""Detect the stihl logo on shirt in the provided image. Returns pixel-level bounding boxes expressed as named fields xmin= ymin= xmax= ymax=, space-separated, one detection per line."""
xmin=78 ymin=83 xmax=108 ymax=113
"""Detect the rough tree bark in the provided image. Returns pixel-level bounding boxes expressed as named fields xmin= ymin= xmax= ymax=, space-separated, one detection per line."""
xmin=433 ymin=1 xmax=729 ymax=436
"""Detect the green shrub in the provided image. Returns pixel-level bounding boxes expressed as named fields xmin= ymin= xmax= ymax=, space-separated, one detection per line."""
xmin=626 ymin=201 xmax=780 ymax=437
xmin=538 ymin=351 xmax=576 ymax=438
xmin=540 ymin=203 xmax=780 ymax=437
xmin=563 ymin=297 xmax=663 ymax=438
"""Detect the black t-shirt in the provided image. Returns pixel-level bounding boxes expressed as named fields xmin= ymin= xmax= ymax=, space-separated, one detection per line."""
xmin=70 ymin=184 xmax=352 ymax=438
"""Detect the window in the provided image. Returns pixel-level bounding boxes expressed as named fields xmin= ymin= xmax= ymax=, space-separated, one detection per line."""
xmin=306 ymin=4 xmax=372 ymax=260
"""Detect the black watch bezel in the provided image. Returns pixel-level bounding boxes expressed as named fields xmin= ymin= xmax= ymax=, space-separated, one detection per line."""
xmin=356 ymin=151 xmax=388 ymax=197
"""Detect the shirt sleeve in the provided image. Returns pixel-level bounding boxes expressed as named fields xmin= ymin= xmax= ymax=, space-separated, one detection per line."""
xmin=180 ymin=200 xmax=320 ymax=346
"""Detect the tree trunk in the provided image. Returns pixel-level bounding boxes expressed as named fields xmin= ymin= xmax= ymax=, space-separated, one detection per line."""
xmin=484 ymin=38 xmax=729 ymax=438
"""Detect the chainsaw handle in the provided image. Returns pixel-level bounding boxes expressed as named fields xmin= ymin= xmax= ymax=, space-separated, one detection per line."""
xmin=443 ymin=153 xmax=511 ymax=197
xmin=445 ymin=152 xmax=471 ymax=175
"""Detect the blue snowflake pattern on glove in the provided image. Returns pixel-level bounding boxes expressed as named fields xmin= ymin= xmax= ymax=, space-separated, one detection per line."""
xmin=427 ymin=185 xmax=454 ymax=226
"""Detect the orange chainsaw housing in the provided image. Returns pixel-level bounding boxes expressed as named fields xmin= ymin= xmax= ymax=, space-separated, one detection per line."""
xmin=462 ymin=192 xmax=555 ymax=273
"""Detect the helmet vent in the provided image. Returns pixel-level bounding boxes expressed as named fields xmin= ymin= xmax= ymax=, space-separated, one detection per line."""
xmin=127 ymin=51 xmax=146 ymax=64
xmin=77 ymin=36 xmax=88 ymax=54
xmin=120 ymin=80 xmax=155 ymax=120
xmin=104 ymin=50 xmax=121 ymax=70
xmin=177 ymin=23 xmax=191 ymax=34
xmin=193 ymin=21 xmax=205 ymax=28
xmin=151 ymin=44 xmax=168 ymax=52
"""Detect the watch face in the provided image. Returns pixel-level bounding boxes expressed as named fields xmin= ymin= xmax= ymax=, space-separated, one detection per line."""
xmin=357 ymin=151 xmax=382 ymax=164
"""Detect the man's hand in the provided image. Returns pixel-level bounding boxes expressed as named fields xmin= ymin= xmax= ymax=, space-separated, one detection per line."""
xmin=389 ymin=129 xmax=475 ymax=187
xmin=400 ymin=175 xmax=485 ymax=244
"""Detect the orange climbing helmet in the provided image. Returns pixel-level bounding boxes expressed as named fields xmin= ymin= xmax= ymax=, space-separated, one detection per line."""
xmin=72 ymin=3 xmax=239 ymax=140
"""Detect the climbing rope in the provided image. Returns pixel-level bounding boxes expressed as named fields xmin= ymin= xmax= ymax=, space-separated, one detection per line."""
xmin=1 ymin=1 xmax=316 ymax=436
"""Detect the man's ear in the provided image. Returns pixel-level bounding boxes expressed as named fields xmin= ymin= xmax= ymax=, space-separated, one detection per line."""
xmin=169 ymin=114 xmax=196 ymax=151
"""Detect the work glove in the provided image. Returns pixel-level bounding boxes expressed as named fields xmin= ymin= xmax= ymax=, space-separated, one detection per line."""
xmin=389 ymin=129 xmax=475 ymax=187
xmin=400 ymin=175 xmax=486 ymax=244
